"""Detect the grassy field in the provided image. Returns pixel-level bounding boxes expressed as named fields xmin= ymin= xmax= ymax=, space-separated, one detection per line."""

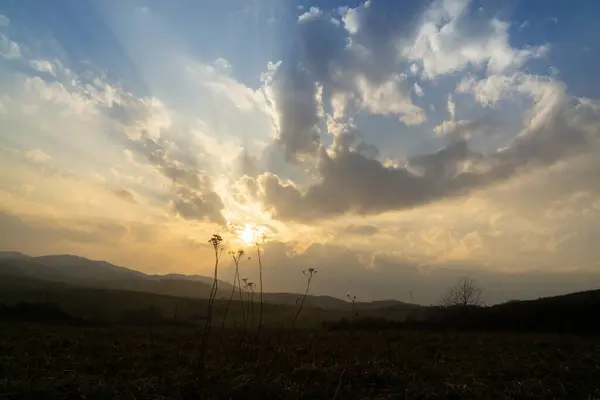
xmin=1 ymin=322 xmax=599 ymax=399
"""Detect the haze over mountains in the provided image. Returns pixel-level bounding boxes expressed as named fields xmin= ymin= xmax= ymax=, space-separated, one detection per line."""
xmin=0 ymin=251 xmax=410 ymax=310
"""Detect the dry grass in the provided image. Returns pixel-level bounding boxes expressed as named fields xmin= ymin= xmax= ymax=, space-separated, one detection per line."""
xmin=1 ymin=322 xmax=600 ymax=399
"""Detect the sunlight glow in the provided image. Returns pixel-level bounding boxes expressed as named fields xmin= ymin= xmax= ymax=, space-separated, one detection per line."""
xmin=237 ymin=223 xmax=264 ymax=246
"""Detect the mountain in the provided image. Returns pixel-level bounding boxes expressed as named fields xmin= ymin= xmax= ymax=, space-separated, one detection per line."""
xmin=0 ymin=252 xmax=230 ymax=300
xmin=0 ymin=251 xmax=417 ymax=311
xmin=35 ymin=254 xmax=147 ymax=282
xmin=0 ymin=251 xmax=30 ymax=260
xmin=152 ymin=273 xmax=233 ymax=290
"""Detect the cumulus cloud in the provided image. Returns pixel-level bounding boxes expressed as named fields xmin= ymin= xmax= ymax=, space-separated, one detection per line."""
xmin=171 ymin=187 xmax=225 ymax=225
xmin=298 ymin=6 xmax=323 ymax=23
xmin=293 ymin=1 xmax=427 ymax=123
xmin=239 ymin=74 xmax=600 ymax=221
xmin=225 ymin=0 xmax=595 ymax=224
xmin=404 ymin=0 xmax=549 ymax=79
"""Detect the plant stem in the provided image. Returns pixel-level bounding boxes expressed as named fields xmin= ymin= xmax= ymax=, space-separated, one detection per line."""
xmin=290 ymin=274 xmax=313 ymax=332
xmin=256 ymin=244 xmax=263 ymax=335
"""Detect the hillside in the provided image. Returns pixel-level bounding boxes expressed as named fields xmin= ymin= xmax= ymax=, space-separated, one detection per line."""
xmin=0 ymin=252 xmax=233 ymax=300
xmin=0 ymin=251 xmax=415 ymax=311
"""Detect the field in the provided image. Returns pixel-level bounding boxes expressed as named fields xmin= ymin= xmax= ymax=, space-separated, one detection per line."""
xmin=1 ymin=322 xmax=600 ymax=399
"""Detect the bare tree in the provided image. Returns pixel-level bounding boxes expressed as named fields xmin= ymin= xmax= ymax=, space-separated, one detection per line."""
xmin=439 ymin=277 xmax=483 ymax=308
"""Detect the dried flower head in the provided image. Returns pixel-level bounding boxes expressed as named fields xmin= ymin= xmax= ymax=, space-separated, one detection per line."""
xmin=208 ymin=234 xmax=223 ymax=250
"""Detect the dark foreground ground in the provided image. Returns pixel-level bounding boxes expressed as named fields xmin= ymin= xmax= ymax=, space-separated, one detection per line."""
xmin=1 ymin=323 xmax=599 ymax=399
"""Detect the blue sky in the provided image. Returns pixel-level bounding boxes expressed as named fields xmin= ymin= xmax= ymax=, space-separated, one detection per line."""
xmin=1 ymin=0 xmax=600 ymax=303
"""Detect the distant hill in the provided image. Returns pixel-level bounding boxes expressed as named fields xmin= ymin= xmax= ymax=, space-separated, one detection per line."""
xmin=0 ymin=252 xmax=231 ymax=300
xmin=35 ymin=254 xmax=147 ymax=281
xmin=390 ymin=289 xmax=600 ymax=334
xmin=0 ymin=251 xmax=30 ymax=260
xmin=0 ymin=251 xmax=416 ymax=311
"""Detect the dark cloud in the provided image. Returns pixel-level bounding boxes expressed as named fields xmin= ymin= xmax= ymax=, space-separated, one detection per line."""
xmin=294 ymin=2 xmax=427 ymax=120
xmin=260 ymin=1 xmax=428 ymax=167
xmin=110 ymin=188 xmax=136 ymax=203
xmin=263 ymin=62 xmax=322 ymax=162
xmin=343 ymin=224 xmax=380 ymax=236
xmin=171 ymin=187 xmax=226 ymax=226
xmin=251 ymin=142 xmax=472 ymax=221
xmin=243 ymin=93 xmax=600 ymax=221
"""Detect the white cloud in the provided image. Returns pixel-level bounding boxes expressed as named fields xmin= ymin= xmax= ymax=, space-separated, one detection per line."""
xmin=355 ymin=74 xmax=426 ymax=125
xmin=23 ymin=77 xmax=92 ymax=115
xmin=30 ymin=60 xmax=56 ymax=76
xmin=434 ymin=119 xmax=467 ymax=137
xmin=298 ymin=7 xmax=323 ymax=23
xmin=405 ymin=1 xmax=549 ymax=79
xmin=186 ymin=61 xmax=267 ymax=114
xmin=25 ymin=149 xmax=52 ymax=164
xmin=0 ymin=33 xmax=21 ymax=59
xmin=413 ymin=82 xmax=424 ymax=97
xmin=447 ymin=93 xmax=456 ymax=120
xmin=0 ymin=15 xmax=9 ymax=27
xmin=213 ymin=57 xmax=232 ymax=72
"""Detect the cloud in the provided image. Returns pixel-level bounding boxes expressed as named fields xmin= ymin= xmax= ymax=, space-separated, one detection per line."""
xmin=343 ymin=224 xmax=380 ymax=236
xmin=25 ymin=149 xmax=52 ymax=164
xmin=261 ymin=61 xmax=323 ymax=162
xmin=0 ymin=15 xmax=9 ymax=27
xmin=30 ymin=60 xmax=56 ymax=76
xmin=110 ymin=188 xmax=137 ymax=203
xmin=413 ymin=82 xmax=424 ymax=97
xmin=213 ymin=57 xmax=232 ymax=72
xmin=2 ymin=45 xmax=228 ymax=226
xmin=447 ymin=94 xmax=456 ymax=120
xmin=136 ymin=135 xmax=226 ymax=225
xmin=0 ymin=32 xmax=21 ymax=59
xmin=171 ymin=187 xmax=225 ymax=226
xmin=404 ymin=0 xmax=549 ymax=79
xmin=239 ymin=75 xmax=600 ymax=221
xmin=354 ymin=74 xmax=426 ymax=125
xmin=292 ymin=1 xmax=427 ymax=123
xmin=298 ymin=7 xmax=323 ymax=23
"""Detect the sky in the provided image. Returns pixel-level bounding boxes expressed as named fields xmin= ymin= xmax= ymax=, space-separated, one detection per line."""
xmin=1 ymin=0 xmax=600 ymax=304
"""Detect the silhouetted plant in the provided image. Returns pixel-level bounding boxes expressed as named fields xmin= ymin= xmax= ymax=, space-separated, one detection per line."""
xmin=290 ymin=268 xmax=317 ymax=332
xmin=347 ymin=292 xmax=358 ymax=322
xmin=198 ymin=233 xmax=223 ymax=371
xmin=243 ymin=279 xmax=255 ymax=330
xmin=240 ymin=278 xmax=255 ymax=332
xmin=254 ymin=234 xmax=266 ymax=335
xmin=221 ymin=249 xmax=250 ymax=329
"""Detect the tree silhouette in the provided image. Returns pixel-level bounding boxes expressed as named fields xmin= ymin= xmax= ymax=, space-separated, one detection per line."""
xmin=439 ymin=277 xmax=483 ymax=308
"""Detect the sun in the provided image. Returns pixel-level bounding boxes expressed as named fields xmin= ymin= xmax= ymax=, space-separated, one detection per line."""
xmin=238 ymin=224 xmax=259 ymax=246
